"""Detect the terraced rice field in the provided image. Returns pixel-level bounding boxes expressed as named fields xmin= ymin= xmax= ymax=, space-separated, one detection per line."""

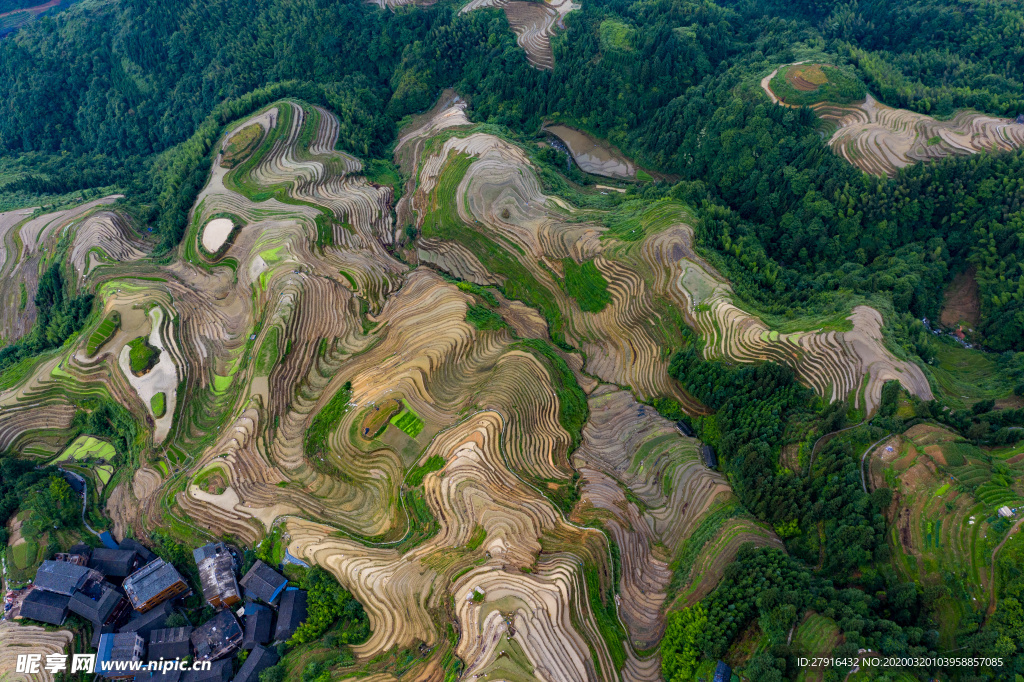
xmin=0 ymin=621 xmax=73 ymax=682
xmin=460 ymin=0 xmax=579 ymax=70
xmin=0 ymin=95 xmax=946 ymax=680
xmin=762 ymin=63 xmax=1024 ymax=177
xmin=872 ymin=424 xmax=1005 ymax=610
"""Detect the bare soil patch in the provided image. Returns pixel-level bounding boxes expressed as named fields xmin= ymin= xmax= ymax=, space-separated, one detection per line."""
xmin=940 ymin=267 xmax=980 ymax=328
xmin=787 ymin=64 xmax=828 ymax=91
xmin=202 ymin=218 xmax=235 ymax=253
xmin=924 ymin=445 xmax=947 ymax=466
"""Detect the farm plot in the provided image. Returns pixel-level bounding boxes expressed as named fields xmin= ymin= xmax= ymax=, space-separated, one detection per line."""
xmin=631 ymin=225 xmax=932 ymax=413
xmin=0 ymin=621 xmax=73 ymax=682
xmin=882 ymin=423 xmax=998 ymax=613
xmin=459 ymin=0 xmax=578 ymax=70
xmin=761 ymin=63 xmax=1024 ymax=177
xmin=0 ymin=95 xmax=919 ymax=680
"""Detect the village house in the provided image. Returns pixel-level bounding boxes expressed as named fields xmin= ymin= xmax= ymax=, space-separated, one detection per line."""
xmin=239 ymin=560 xmax=288 ymax=605
xmin=123 ymin=559 xmax=190 ymax=612
xmin=193 ymin=542 xmax=240 ymax=609
xmin=96 ymin=632 xmax=145 ymax=679
xmin=190 ymin=609 xmax=243 ymax=661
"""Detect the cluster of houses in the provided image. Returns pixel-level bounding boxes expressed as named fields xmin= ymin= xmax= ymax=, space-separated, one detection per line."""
xmin=18 ymin=539 xmax=307 ymax=681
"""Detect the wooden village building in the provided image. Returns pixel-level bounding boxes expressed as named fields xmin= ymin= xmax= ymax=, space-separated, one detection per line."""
xmin=148 ymin=626 xmax=193 ymax=662
xmin=118 ymin=601 xmax=174 ymax=639
xmin=193 ymin=542 xmax=240 ymax=609
xmin=96 ymin=632 xmax=145 ymax=679
xmin=239 ymin=560 xmax=287 ymax=605
xmin=89 ymin=547 xmax=143 ymax=578
xmin=190 ymin=609 xmax=243 ymax=661
xmin=123 ymin=559 xmax=190 ymax=612
xmin=33 ymin=560 xmax=102 ymax=596
xmin=20 ymin=589 xmax=71 ymax=626
xmin=69 ymin=581 xmax=131 ymax=628
xmin=273 ymin=589 xmax=307 ymax=642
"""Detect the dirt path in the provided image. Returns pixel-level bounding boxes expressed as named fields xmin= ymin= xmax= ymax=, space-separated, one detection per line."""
xmin=759 ymin=61 xmax=807 ymax=106
xmin=860 ymin=435 xmax=891 ymax=493
xmin=988 ymin=516 xmax=1024 ymax=615
xmin=807 ymin=420 xmax=866 ymax=473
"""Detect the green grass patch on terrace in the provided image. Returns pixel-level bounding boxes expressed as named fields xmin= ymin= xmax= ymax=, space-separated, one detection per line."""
xmin=254 ymin=326 xmax=280 ymax=375
xmin=86 ymin=311 xmax=120 ymax=356
xmin=305 ymin=381 xmax=353 ymax=460
xmin=466 ymin=525 xmax=487 ymax=551
xmin=602 ymin=197 xmax=689 ymax=242
xmin=454 ymin=280 xmax=499 ymax=306
xmin=407 ymin=454 xmax=445 ymax=486
xmin=582 ymin=560 xmax=627 ymax=670
xmin=792 ymin=613 xmax=841 ymax=657
xmin=338 ymin=269 xmax=358 ymax=290
xmin=54 ymin=435 xmax=116 ymax=464
xmin=127 ymin=336 xmax=160 ymax=375
xmin=421 ymin=151 xmax=568 ymax=345
xmin=465 ymin=303 xmax=507 ymax=331
xmin=150 ymin=392 xmax=166 ymax=418
xmin=390 ymin=400 xmax=425 ymax=438
xmin=926 ymin=337 xmax=1016 ymax=408
xmin=362 ymin=158 xmax=404 ymax=202
xmin=561 ymin=258 xmax=611 ymax=313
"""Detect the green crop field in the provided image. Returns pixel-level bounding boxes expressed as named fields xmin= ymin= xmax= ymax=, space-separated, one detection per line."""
xmin=561 ymin=258 xmax=611 ymax=313
xmin=390 ymin=400 xmax=425 ymax=438
xmin=86 ymin=311 xmax=120 ymax=355
xmin=54 ymin=435 xmax=116 ymax=463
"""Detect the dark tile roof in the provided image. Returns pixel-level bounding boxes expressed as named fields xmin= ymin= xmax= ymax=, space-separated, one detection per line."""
xmin=194 ymin=543 xmax=239 ymax=606
xmin=123 ymin=559 xmax=188 ymax=608
xmin=192 ymin=542 xmax=232 ymax=565
xmin=135 ymin=669 xmax=183 ymax=682
xmin=97 ymin=632 xmax=145 ymax=676
xmin=118 ymin=538 xmax=157 ymax=564
xmin=69 ymin=582 xmax=125 ymax=624
xmin=89 ymin=547 xmax=140 ymax=577
xmin=181 ymin=658 xmax=231 ymax=682
xmin=68 ymin=543 xmax=94 ymax=559
xmin=701 ymin=444 xmax=718 ymax=468
xmin=20 ymin=589 xmax=70 ymax=625
xmin=33 ymin=560 xmax=99 ymax=596
xmin=118 ymin=601 xmax=173 ymax=638
xmin=190 ymin=609 xmax=242 ymax=661
xmin=234 ymin=645 xmax=279 ymax=682
xmin=239 ymin=561 xmax=287 ymax=604
xmin=242 ymin=605 xmax=273 ymax=649
xmin=148 ymin=626 xmax=193 ymax=662
xmin=273 ymin=589 xmax=307 ymax=642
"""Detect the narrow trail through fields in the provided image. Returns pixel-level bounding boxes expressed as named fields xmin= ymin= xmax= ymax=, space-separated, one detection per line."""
xmin=61 ymin=468 xmax=103 ymax=538
xmin=860 ymin=435 xmax=890 ymax=493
